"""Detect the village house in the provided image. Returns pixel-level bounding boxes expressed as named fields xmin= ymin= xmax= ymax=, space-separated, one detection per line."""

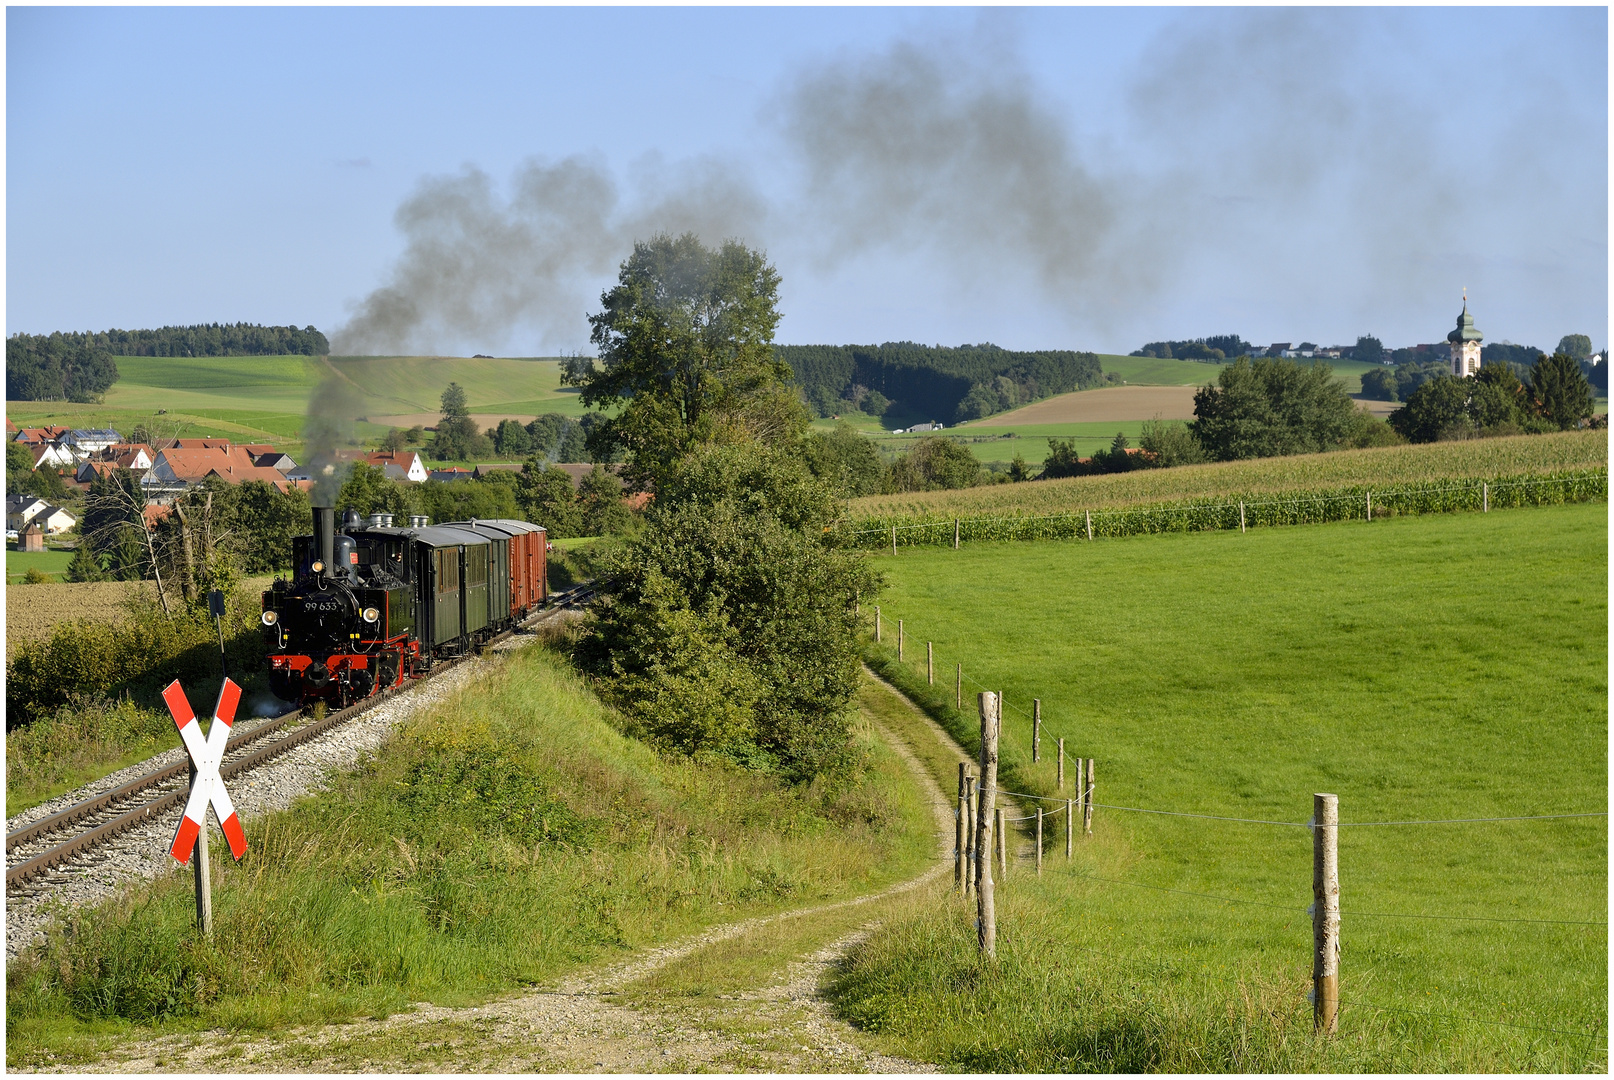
xmin=144 ymin=443 xmax=306 ymax=499
xmin=5 ymin=493 xmax=76 ymax=535
xmin=62 ymin=428 xmax=123 ymax=455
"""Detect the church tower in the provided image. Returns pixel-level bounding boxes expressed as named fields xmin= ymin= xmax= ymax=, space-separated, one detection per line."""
xmin=1447 ymin=294 xmax=1482 ymax=378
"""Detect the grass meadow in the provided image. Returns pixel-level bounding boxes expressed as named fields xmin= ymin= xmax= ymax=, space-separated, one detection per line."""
xmin=6 ymin=548 xmax=74 ymax=584
xmin=838 ymin=501 xmax=1607 ymax=1070
xmin=5 ymin=641 xmax=937 ymax=1067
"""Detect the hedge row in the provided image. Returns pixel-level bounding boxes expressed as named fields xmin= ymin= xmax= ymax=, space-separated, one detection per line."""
xmin=831 ymin=469 xmax=1608 ymax=550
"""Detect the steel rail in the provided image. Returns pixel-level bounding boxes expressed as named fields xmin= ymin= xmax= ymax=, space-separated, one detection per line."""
xmin=6 ymin=582 xmax=594 ymax=890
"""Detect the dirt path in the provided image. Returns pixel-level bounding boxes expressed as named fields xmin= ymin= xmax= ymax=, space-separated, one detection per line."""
xmin=43 ymin=670 xmax=980 ymax=1074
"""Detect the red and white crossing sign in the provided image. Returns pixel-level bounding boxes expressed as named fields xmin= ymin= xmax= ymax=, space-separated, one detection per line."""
xmin=162 ymin=678 xmax=249 ymax=863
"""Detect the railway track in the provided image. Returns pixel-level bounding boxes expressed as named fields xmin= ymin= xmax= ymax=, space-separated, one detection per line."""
xmin=6 ymin=581 xmax=596 ymax=895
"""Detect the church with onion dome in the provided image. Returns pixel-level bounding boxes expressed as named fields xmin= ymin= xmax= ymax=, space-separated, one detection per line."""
xmin=1447 ymin=294 xmax=1483 ymax=378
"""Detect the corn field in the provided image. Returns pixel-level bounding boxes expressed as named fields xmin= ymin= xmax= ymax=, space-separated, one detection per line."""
xmin=849 ymin=430 xmax=1609 ymax=521
xmin=830 ymin=468 xmax=1608 ymax=549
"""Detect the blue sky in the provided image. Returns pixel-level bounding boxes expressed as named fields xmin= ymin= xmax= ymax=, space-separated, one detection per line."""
xmin=7 ymin=7 xmax=1607 ymax=356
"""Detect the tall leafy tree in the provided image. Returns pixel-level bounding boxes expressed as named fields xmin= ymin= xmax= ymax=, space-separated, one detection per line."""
xmin=1353 ymin=335 xmax=1385 ymax=364
xmin=430 ymin=382 xmax=491 ymax=460
xmin=1529 ymin=352 xmax=1595 ymax=430
xmin=1555 ymin=334 xmax=1593 ymax=362
xmin=1190 ymin=357 xmax=1358 ymax=461
xmin=1389 ymin=375 xmax=1472 ymax=443
xmin=574 ymin=233 xmax=791 ymax=492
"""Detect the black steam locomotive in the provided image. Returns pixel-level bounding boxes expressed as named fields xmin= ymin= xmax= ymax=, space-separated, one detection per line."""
xmin=262 ymin=507 xmax=548 ymax=707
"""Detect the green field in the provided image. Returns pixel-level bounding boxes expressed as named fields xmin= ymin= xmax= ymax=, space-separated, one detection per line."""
xmin=6 ymin=548 xmax=74 ymax=584
xmin=1098 ymin=353 xmax=1384 ymax=394
xmin=846 ymin=503 xmax=1607 ymax=1069
xmin=4 ymin=355 xmax=583 ymax=459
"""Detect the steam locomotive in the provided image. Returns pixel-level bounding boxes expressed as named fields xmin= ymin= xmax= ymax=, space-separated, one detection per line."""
xmin=262 ymin=507 xmax=548 ymax=707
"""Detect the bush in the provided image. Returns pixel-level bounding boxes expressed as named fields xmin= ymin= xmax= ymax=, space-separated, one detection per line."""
xmin=6 ymin=588 xmax=265 ymax=728
xmin=888 ymin=437 xmax=982 ymax=492
xmin=1190 ymin=357 xmax=1360 ymax=460
xmin=1040 ymin=437 xmax=1091 ymax=480
xmin=1139 ymin=419 xmax=1207 ymax=467
xmin=1360 ymin=367 xmax=1398 ymax=401
xmin=7 ymin=694 xmax=176 ymax=813
xmin=576 ymin=442 xmax=877 ymax=780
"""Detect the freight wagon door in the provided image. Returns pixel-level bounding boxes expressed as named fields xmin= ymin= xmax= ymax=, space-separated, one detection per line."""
xmin=463 ymin=543 xmax=489 ymax=634
xmin=434 ymin=547 xmax=461 ymax=644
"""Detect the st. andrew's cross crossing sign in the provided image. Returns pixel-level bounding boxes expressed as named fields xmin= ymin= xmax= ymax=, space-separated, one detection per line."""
xmin=162 ymin=678 xmax=249 ymax=863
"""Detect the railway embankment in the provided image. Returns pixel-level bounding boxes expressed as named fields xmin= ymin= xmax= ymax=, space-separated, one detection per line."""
xmin=5 ymin=640 xmax=947 ymax=1069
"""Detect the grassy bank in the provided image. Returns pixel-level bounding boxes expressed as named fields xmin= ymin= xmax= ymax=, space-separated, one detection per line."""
xmin=6 ymin=641 xmax=936 ymax=1067
xmin=833 ymin=503 xmax=1607 ymax=1070
xmin=847 ymin=429 xmax=1608 ymax=521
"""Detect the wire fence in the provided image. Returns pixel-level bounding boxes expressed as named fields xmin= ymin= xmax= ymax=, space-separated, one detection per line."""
xmin=834 ymin=468 xmax=1607 ymax=550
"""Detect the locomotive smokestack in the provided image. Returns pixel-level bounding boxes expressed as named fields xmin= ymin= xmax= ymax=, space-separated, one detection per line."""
xmin=314 ymin=506 xmax=335 ymax=580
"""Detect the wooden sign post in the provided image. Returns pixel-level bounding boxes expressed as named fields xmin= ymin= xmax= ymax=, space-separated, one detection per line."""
xmin=163 ymin=679 xmax=250 ymax=936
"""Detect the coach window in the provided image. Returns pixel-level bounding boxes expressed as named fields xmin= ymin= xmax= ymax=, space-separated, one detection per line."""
xmin=437 ymin=549 xmax=460 ymax=594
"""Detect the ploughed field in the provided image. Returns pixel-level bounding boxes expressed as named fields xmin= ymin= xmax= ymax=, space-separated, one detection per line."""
xmin=6 ymin=576 xmax=275 ymax=658
xmin=970 ymin=384 xmax=1199 ymax=426
xmin=841 ymin=502 xmax=1607 ymax=1070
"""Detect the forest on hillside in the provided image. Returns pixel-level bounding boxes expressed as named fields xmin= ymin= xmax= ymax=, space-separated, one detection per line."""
xmin=777 ymin=342 xmax=1103 ymax=424
xmin=21 ymin=323 xmax=331 ymax=358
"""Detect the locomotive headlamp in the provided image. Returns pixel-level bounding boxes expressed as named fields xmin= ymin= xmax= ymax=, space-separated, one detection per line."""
xmin=361 ymin=606 xmax=380 ymax=623
xmin=261 ymin=610 xmax=279 ymax=626
xmin=311 ymin=560 xmax=325 ymax=573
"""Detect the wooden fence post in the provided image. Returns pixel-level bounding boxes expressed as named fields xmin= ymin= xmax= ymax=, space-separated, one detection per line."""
xmin=1036 ymin=807 xmax=1044 ymax=876
xmin=956 ymin=664 xmax=962 ymax=710
xmin=897 ymin=619 xmax=904 ymax=660
xmin=965 ymin=775 xmax=977 ymax=893
xmin=1085 ymin=509 xmax=1093 ymax=541
xmin=1313 ymin=792 xmax=1340 ymax=1035
xmin=1366 ymin=491 xmax=1372 ymax=522
xmin=1065 ymin=799 xmax=1074 ymax=859
xmin=1057 ymin=738 xmax=1065 ymax=788
xmin=891 ymin=525 xmax=897 ymax=556
xmin=1032 ymin=699 xmax=1041 ymax=762
xmin=874 ymin=606 xmax=881 ymax=643
xmin=954 ymin=518 xmax=960 ymax=549
xmin=1240 ymin=500 xmax=1246 ymax=533
xmin=955 ymin=763 xmax=968 ymax=894
xmin=927 ymin=641 xmax=934 ymax=685
xmin=1083 ymin=759 xmax=1095 ymax=836
xmin=191 ymin=762 xmax=212 ymax=937
xmin=976 ymin=693 xmax=999 ymax=957
xmin=1483 ymin=482 xmax=1489 ymax=512
xmin=987 ymin=803 xmax=1000 ymax=878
